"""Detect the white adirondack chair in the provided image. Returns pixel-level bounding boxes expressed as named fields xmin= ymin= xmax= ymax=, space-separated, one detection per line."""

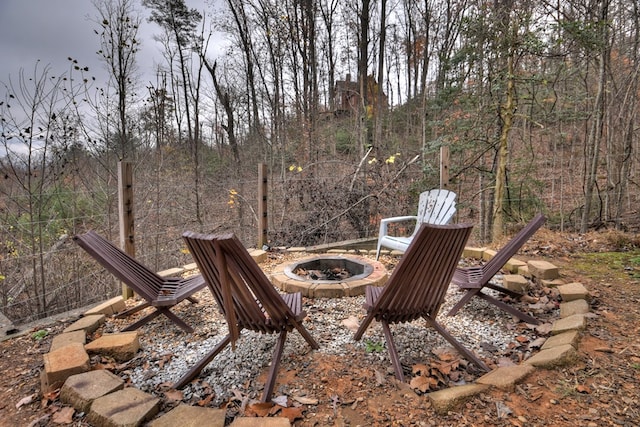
xmin=375 ymin=189 xmax=457 ymax=260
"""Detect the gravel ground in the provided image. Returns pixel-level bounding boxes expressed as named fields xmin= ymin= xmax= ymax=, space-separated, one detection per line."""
xmin=100 ymin=252 xmax=556 ymax=408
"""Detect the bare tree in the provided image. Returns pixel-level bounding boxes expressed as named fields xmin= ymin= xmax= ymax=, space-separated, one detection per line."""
xmin=143 ymin=0 xmax=202 ymax=152
xmin=0 ymin=63 xmax=88 ymax=319
xmin=93 ymin=0 xmax=141 ymax=160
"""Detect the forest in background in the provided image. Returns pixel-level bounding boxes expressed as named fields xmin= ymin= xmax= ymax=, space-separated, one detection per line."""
xmin=1 ymin=0 xmax=639 ymax=324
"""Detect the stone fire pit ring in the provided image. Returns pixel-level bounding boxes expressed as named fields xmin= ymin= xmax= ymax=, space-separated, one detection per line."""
xmin=270 ymin=254 xmax=388 ymax=298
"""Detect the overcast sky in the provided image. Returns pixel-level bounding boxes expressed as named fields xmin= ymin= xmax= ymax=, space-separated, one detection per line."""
xmin=0 ymin=0 xmax=223 ymax=88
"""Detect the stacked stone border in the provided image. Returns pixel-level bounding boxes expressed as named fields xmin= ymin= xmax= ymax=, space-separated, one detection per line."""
xmin=33 ymin=246 xmax=589 ymax=426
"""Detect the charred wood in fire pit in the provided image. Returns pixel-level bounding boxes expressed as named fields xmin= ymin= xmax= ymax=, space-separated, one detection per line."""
xmin=293 ymin=267 xmax=352 ymax=281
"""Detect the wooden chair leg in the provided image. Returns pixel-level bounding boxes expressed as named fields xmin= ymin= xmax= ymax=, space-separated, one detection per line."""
xmin=262 ymin=331 xmax=287 ymax=402
xmin=292 ymin=320 xmax=320 ymax=349
xmin=121 ymin=307 xmax=194 ymax=333
xmin=173 ymin=333 xmax=234 ymax=389
xmin=381 ymin=321 xmax=404 ymax=382
xmin=353 ymin=313 xmax=376 ymax=341
xmin=447 ymin=288 xmax=481 ymax=316
xmin=121 ymin=309 xmax=162 ymax=331
xmin=476 ymin=292 xmax=540 ymax=325
xmin=426 ymin=318 xmax=490 ymax=372
xmin=115 ymin=301 xmax=150 ymax=318
xmin=485 ymin=283 xmax=524 ymax=299
xmin=160 ymin=308 xmax=194 ymax=332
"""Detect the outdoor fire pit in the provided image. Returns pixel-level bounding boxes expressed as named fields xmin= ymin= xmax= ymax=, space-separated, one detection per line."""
xmin=270 ymin=254 xmax=388 ymax=298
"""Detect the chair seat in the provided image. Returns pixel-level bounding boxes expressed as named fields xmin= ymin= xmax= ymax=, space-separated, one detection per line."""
xmin=74 ymin=231 xmax=206 ymax=333
xmin=376 ymin=189 xmax=456 ymax=260
xmin=447 ymin=214 xmax=545 ymax=325
xmin=378 ymin=236 xmax=413 ymax=252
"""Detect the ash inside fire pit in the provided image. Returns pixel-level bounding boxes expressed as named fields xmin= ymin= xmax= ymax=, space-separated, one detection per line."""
xmin=284 ymin=256 xmax=373 ymax=283
xmin=293 ymin=266 xmax=352 ymax=281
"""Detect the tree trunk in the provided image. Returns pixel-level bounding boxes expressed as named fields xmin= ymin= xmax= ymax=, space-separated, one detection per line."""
xmin=492 ymin=54 xmax=516 ymax=240
xmin=580 ymin=1 xmax=610 ymax=233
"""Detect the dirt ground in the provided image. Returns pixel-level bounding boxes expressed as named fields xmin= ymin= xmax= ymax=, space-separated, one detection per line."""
xmin=1 ymin=229 xmax=640 ymax=426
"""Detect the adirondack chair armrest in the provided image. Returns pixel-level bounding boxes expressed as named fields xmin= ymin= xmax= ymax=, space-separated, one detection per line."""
xmin=379 ymin=215 xmax=418 ymax=237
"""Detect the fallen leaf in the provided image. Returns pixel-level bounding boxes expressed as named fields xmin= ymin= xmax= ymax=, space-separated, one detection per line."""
xmin=279 ymin=406 xmax=304 ymax=422
xmin=16 ymin=394 xmax=35 ymax=409
xmin=515 ymin=335 xmax=529 ymax=343
xmin=409 ymin=375 xmax=437 ymax=393
xmin=374 ymin=369 xmax=386 ymax=385
xmin=158 ymin=353 xmax=173 ymax=369
xmin=272 ymin=395 xmax=288 ymax=407
xmin=26 ymin=414 xmax=49 ymax=427
xmin=292 ymin=395 xmax=319 ymax=405
xmin=52 ymin=406 xmax=74 ymax=424
xmin=496 ymin=357 xmax=517 ymax=367
xmin=432 ymin=348 xmax=457 ymax=361
xmin=341 ymin=316 xmax=360 ymax=332
xmin=528 ymin=337 xmax=547 ymax=349
xmin=164 ymin=389 xmax=183 ymax=402
xmin=412 ymin=363 xmax=429 ymax=375
xmin=432 ymin=360 xmax=459 ymax=376
xmin=246 ymin=402 xmax=274 ymax=417
xmin=575 ymin=384 xmax=591 ymax=394
xmin=42 ymin=390 xmax=60 ymax=407
xmin=197 ymin=394 xmax=214 ymax=407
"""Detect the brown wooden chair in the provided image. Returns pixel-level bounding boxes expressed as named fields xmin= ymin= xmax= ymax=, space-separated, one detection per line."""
xmin=447 ymin=214 xmax=546 ymax=324
xmin=174 ymin=231 xmax=319 ymax=402
xmin=354 ymin=223 xmax=489 ymax=382
xmin=73 ymin=231 xmax=206 ymax=333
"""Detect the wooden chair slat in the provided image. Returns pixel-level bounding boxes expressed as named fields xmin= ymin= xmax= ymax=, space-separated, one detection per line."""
xmin=354 ymin=223 xmax=488 ymax=382
xmin=178 ymin=231 xmax=319 ymax=402
xmin=447 ymin=214 xmax=545 ymax=324
xmin=73 ymin=231 xmax=206 ymax=332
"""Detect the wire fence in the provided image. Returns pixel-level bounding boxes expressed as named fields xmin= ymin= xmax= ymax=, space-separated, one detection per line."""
xmin=2 ymin=146 xmax=639 ymax=326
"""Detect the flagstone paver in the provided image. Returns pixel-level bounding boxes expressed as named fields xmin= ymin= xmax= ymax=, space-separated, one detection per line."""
xmin=85 ymin=297 xmax=127 ymax=316
xmin=551 ymin=313 xmax=587 ymax=335
xmin=42 ymin=342 xmax=90 ymax=391
xmin=560 ymin=299 xmax=590 ymax=317
xmin=524 ymin=344 xmax=578 ymax=368
xmin=84 ymin=331 xmax=140 ymax=362
xmin=60 ymin=370 xmax=125 ymax=413
xmin=427 ymin=383 xmax=491 ymax=414
xmin=476 ymin=364 xmax=536 ymax=391
xmin=87 ymin=387 xmax=160 ymax=427
xmin=541 ymin=330 xmax=581 ymax=350
xmin=505 ymin=258 xmax=527 ymax=273
xmin=557 ymin=282 xmax=589 ymax=302
xmin=527 ymin=260 xmax=560 ymax=280
xmin=502 ymin=274 xmax=529 ymax=293
xmin=63 ymin=314 xmax=106 ymax=334
xmin=148 ymin=404 xmax=226 ymax=427
xmin=50 ymin=330 xmax=86 ymax=352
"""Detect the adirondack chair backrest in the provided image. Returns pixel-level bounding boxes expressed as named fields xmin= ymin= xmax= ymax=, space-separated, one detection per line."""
xmin=413 ymin=189 xmax=457 ymax=234
xmin=479 ymin=213 xmax=545 ymax=281
xmin=182 ymin=231 xmax=297 ymax=343
xmin=372 ymin=223 xmax=473 ymax=322
xmin=74 ymin=231 xmax=165 ymax=302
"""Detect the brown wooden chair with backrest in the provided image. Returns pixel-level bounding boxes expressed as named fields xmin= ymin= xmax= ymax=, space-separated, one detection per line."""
xmin=73 ymin=231 xmax=206 ymax=333
xmin=354 ymin=223 xmax=489 ymax=382
xmin=174 ymin=231 xmax=319 ymax=402
xmin=446 ymin=213 xmax=546 ymax=324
